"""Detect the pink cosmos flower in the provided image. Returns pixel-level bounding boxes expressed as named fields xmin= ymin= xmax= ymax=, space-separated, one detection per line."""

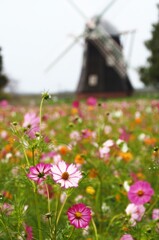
xmin=27 ymin=163 xmax=51 ymax=184
xmin=50 ymin=161 xmax=82 ymax=189
xmin=103 ymin=139 xmax=114 ymax=148
xmin=128 ymin=181 xmax=154 ymax=205
xmin=120 ymin=234 xmax=134 ymax=240
xmin=72 ymin=100 xmax=83 ymax=117
xmin=67 ymin=203 xmax=91 ymax=228
xmin=41 ymin=151 xmax=57 ymax=160
xmin=1 ymin=203 xmax=14 ymax=215
xmin=152 ymin=209 xmax=159 ymax=220
xmin=25 ymin=225 xmax=33 ymax=240
xmin=86 ymin=97 xmax=97 ymax=107
xmin=70 ymin=130 xmax=81 ymax=142
xmin=99 ymin=146 xmax=110 ymax=159
xmin=41 ymin=151 xmax=62 ymax=164
xmin=81 ymin=129 xmax=92 ymax=139
xmin=151 ymin=100 xmax=159 ymax=111
xmin=119 ymin=128 xmax=130 ymax=142
xmin=99 ymin=139 xmax=114 ymax=159
xmin=0 ymin=130 xmax=8 ymax=139
xmin=125 ymin=203 xmax=145 ymax=225
xmin=0 ymin=100 xmax=9 ymax=108
xmin=130 ymin=172 xmax=139 ymax=182
xmin=23 ymin=112 xmax=40 ymax=138
xmin=72 ymin=100 xmax=80 ymax=108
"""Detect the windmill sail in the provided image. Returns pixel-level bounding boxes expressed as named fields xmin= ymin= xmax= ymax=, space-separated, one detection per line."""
xmin=86 ymin=20 xmax=127 ymax=78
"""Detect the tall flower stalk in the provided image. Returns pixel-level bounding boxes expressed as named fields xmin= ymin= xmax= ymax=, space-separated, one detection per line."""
xmin=39 ymin=91 xmax=51 ymax=134
xmin=91 ymin=218 xmax=98 ymax=240
xmin=0 ymin=217 xmax=12 ymax=240
xmin=39 ymin=96 xmax=44 ymax=134
xmin=53 ymin=192 xmax=68 ymax=239
xmin=34 ymin=191 xmax=43 ymax=240
xmin=56 ymin=193 xmax=68 ymax=226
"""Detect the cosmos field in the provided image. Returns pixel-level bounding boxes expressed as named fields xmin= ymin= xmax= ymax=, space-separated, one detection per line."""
xmin=0 ymin=94 xmax=159 ymax=240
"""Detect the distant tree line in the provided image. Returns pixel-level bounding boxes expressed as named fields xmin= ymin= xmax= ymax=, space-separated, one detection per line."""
xmin=0 ymin=47 xmax=9 ymax=91
xmin=139 ymin=4 xmax=159 ymax=88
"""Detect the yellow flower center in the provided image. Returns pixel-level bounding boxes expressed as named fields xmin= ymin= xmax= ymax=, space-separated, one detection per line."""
xmin=61 ymin=172 xmax=69 ymax=180
xmin=137 ymin=190 xmax=144 ymax=196
xmin=75 ymin=211 xmax=82 ymax=219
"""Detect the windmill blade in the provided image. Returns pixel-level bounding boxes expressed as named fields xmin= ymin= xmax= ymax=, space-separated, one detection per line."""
xmin=45 ymin=34 xmax=83 ymax=72
xmin=66 ymin=0 xmax=88 ymax=21
xmin=118 ymin=29 xmax=136 ymax=36
xmin=97 ymin=0 xmax=119 ymax=22
xmin=126 ymin=30 xmax=136 ymax=67
xmin=87 ymin=24 xmax=127 ymax=77
xmin=45 ymin=0 xmax=120 ymax=73
xmin=66 ymin=0 xmax=119 ymax=25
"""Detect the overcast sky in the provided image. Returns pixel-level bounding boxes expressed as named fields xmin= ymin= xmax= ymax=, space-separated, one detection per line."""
xmin=0 ymin=0 xmax=158 ymax=93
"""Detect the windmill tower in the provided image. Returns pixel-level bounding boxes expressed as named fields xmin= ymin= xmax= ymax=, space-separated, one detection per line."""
xmin=46 ymin=0 xmax=134 ymax=98
xmin=0 ymin=48 xmax=9 ymax=93
xmin=77 ymin=17 xmax=133 ymax=98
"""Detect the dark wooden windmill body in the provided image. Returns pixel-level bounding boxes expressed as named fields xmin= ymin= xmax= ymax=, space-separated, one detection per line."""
xmin=77 ymin=19 xmax=133 ymax=98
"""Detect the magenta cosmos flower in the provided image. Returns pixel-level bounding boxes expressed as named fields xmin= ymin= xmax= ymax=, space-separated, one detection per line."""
xmin=50 ymin=161 xmax=82 ymax=189
xmin=86 ymin=97 xmax=97 ymax=106
xmin=27 ymin=163 xmax=51 ymax=184
xmin=25 ymin=225 xmax=33 ymax=240
xmin=23 ymin=112 xmax=40 ymax=138
xmin=120 ymin=234 xmax=134 ymax=240
xmin=67 ymin=203 xmax=91 ymax=228
xmin=128 ymin=181 xmax=154 ymax=205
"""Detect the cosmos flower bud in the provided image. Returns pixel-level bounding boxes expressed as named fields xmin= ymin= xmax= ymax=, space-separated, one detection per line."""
xmin=42 ymin=91 xmax=51 ymax=100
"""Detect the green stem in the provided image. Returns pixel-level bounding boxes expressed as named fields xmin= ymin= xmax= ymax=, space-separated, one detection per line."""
xmin=39 ymin=97 xmax=44 ymax=134
xmin=56 ymin=194 xmax=68 ymax=226
xmin=54 ymin=193 xmax=68 ymax=238
xmin=67 ymin=226 xmax=75 ymax=240
xmin=106 ymin=213 xmax=123 ymax=233
xmin=22 ymin=146 xmax=30 ymax=166
xmin=32 ymin=147 xmax=35 ymax=165
xmin=53 ymin=188 xmax=61 ymax=238
xmin=45 ymin=183 xmax=53 ymax=237
xmin=0 ymin=218 xmax=12 ymax=240
xmin=97 ymin=175 xmax=103 ymax=207
xmin=146 ymin=195 xmax=159 ymax=215
xmin=45 ymin=184 xmax=51 ymax=213
xmin=34 ymin=191 xmax=43 ymax=240
xmin=91 ymin=218 xmax=98 ymax=240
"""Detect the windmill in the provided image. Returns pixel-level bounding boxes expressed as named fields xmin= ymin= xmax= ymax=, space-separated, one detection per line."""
xmin=46 ymin=0 xmax=134 ymax=98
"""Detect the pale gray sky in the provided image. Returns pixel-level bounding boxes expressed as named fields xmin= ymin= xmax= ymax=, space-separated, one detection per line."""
xmin=0 ymin=0 xmax=158 ymax=93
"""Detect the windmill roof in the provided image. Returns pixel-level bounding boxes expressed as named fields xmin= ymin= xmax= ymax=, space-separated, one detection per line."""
xmin=99 ymin=19 xmax=119 ymax=36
